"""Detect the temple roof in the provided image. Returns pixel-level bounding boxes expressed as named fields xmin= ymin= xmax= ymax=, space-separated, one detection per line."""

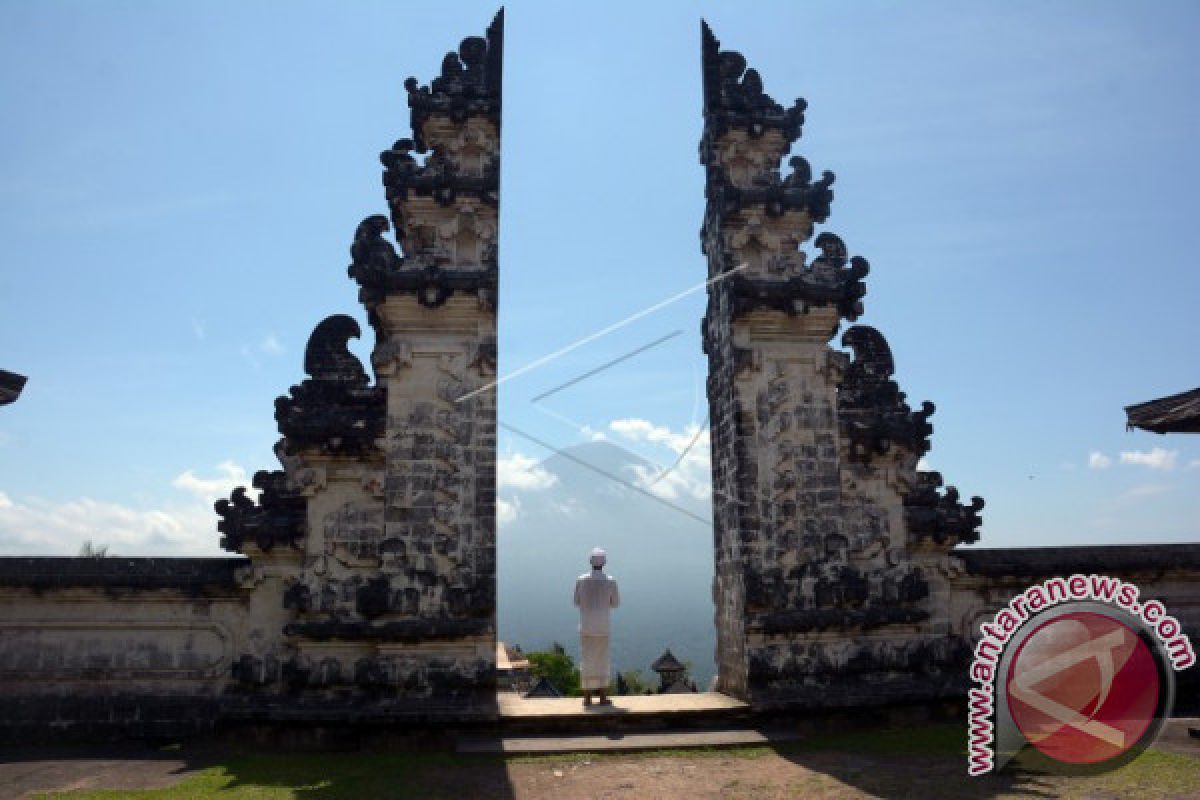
xmin=523 ymin=676 xmax=563 ymax=698
xmin=651 ymin=648 xmax=686 ymax=673
xmin=1125 ymin=387 xmax=1200 ymax=434
xmin=0 ymin=369 xmax=26 ymax=407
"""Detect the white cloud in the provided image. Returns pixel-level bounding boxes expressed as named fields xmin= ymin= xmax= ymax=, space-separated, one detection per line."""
xmin=917 ymin=457 xmax=932 ymax=472
xmin=1188 ymin=459 xmax=1200 ymax=470
xmin=497 ymin=495 xmax=520 ymax=526
xmin=579 ymin=425 xmax=607 ymax=442
xmin=1088 ymin=451 xmax=1113 ymax=469
xmin=1118 ymin=484 xmax=1171 ymax=501
xmin=0 ymin=493 xmax=222 ymax=556
xmin=171 ymin=460 xmax=251 ymax=501
xmin=240 ymin=344 xmax=261 ymax=371
xmin=240 ymin=333 xmax=285 ymax=369
xmin=497 ymin=452 xmax=558 ymax=491
xmin=260 ymin=333 xmax=284 ymax=356
xmin=551 ymin=498 xmax=583 ymax=516
xmin=610 ymin=417 xmax=711 ymax=502
xmin=0 ymin=462 xmax=254 ymax=556
xmin=610 ymin=418 xmax=682 ymax=449
xmin=1119 ymin=447 xmax=1177 ymax=471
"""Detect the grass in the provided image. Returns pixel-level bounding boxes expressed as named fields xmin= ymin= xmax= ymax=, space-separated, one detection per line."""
xmin=31 ymin=752 xmax=498 ymax=800
xmin=29 ymin=723 xmax=1200 ymax=800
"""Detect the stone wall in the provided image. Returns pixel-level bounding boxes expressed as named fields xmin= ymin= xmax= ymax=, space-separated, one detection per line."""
xmin=0 ymin=558 xmax=255 ymax=742
xmin=950 ymin=545 xmax=1200 ymax=711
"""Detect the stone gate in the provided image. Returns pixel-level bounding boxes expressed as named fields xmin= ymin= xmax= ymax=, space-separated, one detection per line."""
xmin=0 ymin=13 xmax=1197 ymax=741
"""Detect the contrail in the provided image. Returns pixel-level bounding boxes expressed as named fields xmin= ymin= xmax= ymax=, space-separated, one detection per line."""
xmin=645 ymin=412 xmax=710 ymax=488
xmin=530 ymin=330 xmax=683 ymax=403
xmin=498 ymin=420 xmax=711 ymax=527
xmin=456 ymin=264 xmax=747 ymax=403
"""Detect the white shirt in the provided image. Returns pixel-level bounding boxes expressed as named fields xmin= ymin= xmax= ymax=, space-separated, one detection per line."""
xmin=574 ymin=569 xmax=620 ymax=636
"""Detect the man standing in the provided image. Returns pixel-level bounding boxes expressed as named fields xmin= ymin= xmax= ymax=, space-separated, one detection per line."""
xmin=574 ymin=547 xmax=620 ymax=706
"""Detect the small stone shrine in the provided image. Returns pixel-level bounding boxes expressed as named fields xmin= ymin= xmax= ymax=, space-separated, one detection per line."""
xmin=651 ymin=649 xmax=694 ymax=693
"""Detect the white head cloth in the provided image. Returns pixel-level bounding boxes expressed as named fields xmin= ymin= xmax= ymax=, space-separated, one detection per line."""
xmin=589 ymin=547 xmax=607 ymax=568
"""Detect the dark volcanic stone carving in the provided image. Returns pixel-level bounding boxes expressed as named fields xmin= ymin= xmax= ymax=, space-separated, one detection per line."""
xmin=282 ymin=581 xmax=312 ymax=612
xmin=750 ymin=606 xmax=930 ymax=634
xmin=404 ymin=10 xmax=503 ymax=150
xmin=839 ymin=325 xmax=935 ymax=461
xmin=348 ymin=215 xmax=498 ymax=311
xmin=0 ymin=557 xmax=246 ymax=592
xmin=746 ymin=635 xmax=972 ymax=693
xmin=958 ymin=543 xmax=1200 ymax=577
xmin=274 ymin=315 xmax=385 ymax=456
xmin=281 ymin=656 xmax=312 ymax=691
xmin=701 ymin=20 xmax=806 ymax=144
xmin=381 ymin=139 xmax=499 ymax=210
xmin=304 ymin=315 xmax=369 ymax=384
xmin=904 ymin=470 xmax=985 ymax=546
xmin=348 ymin=215 xmax=403 ymax=283
xmin=356 ymin=576 xmax=392 ymax=618
xmin=727 ymin=232 xmax=869 ymax=320
xmin=231 ymin=654 xmax=277 ymax=687
xmin=355 ymin=657 xmax=392 ymax=690
xmin=215 ymin=470 xmax=306 ymax=554
xmin=704 ymin=156 xmax=835 ymax=226
xmin=283 ymin=617 xmax=492 ymax=642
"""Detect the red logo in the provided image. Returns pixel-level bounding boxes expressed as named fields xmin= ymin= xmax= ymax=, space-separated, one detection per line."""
xmin=1006 ymin=611 xmax=1160 ymax=765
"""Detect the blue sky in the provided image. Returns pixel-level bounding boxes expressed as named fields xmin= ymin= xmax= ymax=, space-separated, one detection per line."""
xmin=1 ymin=0 xmax=1197 ymax=556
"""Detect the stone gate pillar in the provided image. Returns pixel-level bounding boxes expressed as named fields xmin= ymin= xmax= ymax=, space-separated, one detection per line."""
xmin=217 ymin=11 xmax=501 ymax=718
xmin=347 ymin=8 xmax=502 ymax=699
xmin=700 ymin=22 xmax=984 ymax=709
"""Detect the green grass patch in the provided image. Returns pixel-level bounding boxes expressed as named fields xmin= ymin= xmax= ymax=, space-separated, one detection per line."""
xmin=32 ymin=752 xmax=504 ymax=800
xmin=31 ymin=724 xmax=1200 ymax=800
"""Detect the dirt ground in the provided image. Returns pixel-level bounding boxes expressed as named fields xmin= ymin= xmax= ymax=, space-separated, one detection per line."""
xmin=2 ymin=720 xmax=1198 ymax=799
xmin=0 ymin=751 xmax=195 ymax=799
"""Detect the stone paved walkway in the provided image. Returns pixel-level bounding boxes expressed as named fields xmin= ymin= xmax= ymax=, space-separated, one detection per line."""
xmin=497 ymin=690 xmax=748 ymax=718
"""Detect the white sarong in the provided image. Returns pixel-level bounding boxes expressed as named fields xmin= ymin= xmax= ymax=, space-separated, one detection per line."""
xmin=580 ymin=634 xmax=611 ymax=690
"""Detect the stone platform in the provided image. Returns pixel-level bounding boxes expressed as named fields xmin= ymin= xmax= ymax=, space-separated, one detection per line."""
xmin=495 ymin=692 xmax=752 ymax=734
xmin=458 ymin=727 xmax=797 ymax=755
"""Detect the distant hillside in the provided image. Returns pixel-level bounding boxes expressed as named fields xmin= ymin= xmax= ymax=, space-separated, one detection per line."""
xmin=497 ymin=440 xmax=717 ymax=687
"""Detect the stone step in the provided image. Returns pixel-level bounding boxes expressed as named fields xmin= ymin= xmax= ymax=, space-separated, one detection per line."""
xmin=457 ymin=727 xmax=800 ymax=755
xmin=494 ymin=691 xmax=753 ymax=733
xmin=498 ymin=691 xmax=748 ymax=718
